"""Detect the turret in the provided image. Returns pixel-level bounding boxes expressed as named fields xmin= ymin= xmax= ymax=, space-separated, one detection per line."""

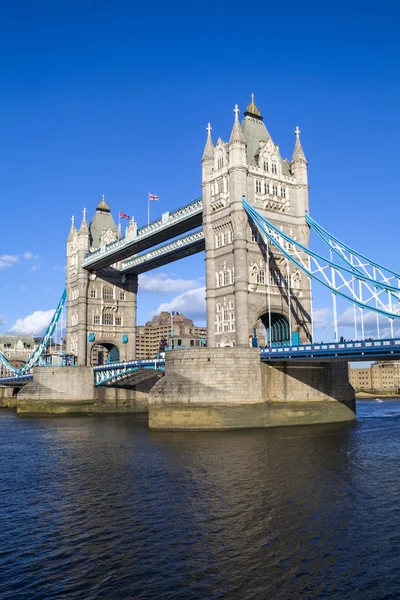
xmin=77 ymin=207 xmax=90 ymax=254
xmin=291 ymin=126 xmax=308 ymax=186
xmin=229 ymin=104 xmax=246 ymax=167
xmin=67 ymin=215 xmax=76 ymax=241
xmin=89 ymin=195 xmax=118 ymax=249
xmin=201 ymin=123 xmax=214 ymax=181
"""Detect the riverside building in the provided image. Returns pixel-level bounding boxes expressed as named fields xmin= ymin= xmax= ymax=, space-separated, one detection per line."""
xmin=136 ymin=312 xmax=207 ymax=359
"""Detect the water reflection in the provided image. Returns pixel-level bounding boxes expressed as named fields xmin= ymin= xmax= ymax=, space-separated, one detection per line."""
xmin=0 ymin=405 xmax=399 ymax=599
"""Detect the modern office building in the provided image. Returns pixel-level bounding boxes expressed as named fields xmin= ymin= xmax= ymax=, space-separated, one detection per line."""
xmin=136 ymin=312 xmax=207 ymax=359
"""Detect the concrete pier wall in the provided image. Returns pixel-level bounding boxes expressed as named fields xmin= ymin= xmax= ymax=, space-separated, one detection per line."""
xmin=3 ymin=349 xmax=356 ymax=428
xmin=16 ymin=366 xmax=150 ymax=415
xmin=149 ymin=348 xmax=355 ymax=430
xmin=0 ymin=386 xmax=18 ymax=408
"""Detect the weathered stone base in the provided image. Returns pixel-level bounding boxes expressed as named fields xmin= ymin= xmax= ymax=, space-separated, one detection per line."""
xmin=0 ymin=386 xmax=19 ymax=408
xmin=16 ymin=366 xmax=150 ymax=416
xmin=149 ymin=348 xmax=356 ymax=430
xmin=149 ymin=400 xmax=356 ymax=430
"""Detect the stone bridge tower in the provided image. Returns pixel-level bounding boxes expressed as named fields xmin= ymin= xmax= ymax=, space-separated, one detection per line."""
xmin=66 ymin=197 xmax=137 ymax=366
xmin=202 ymin=96 xmax=312 ymax=348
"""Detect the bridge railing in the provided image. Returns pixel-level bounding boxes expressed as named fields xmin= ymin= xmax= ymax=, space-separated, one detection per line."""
xmin=93 ymin=358 xmax=165 ymax=386
xmin=82 ymin=198 xmax=203 ymax=266
xmin=260 ymin=338 xmax=400 ymax=360
xmin=121 ymin=230 xmax=204 ymax=271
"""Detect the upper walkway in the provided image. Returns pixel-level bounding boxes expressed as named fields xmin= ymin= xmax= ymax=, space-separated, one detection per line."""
xmin=82 ymin=199 xmax=203 ymax=271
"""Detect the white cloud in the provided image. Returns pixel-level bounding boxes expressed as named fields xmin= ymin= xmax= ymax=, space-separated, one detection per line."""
xmin=0 ymin=254 xmax=19 ymax=269
xmin=24 ymin=252 xmax=40 ymax=260
xmin=313 ymin=307 xmax=332 ymax=329
xmin=139 ymin=273 xmax=204 ymax=294
xmin=31 ymin=265 xmax=40 ymax=272
xmin=337 ymin=304 xmax=400 ymax=338
xmin=154 ymin=287 xmax=206 ymax=321
xmin=10 ymin=309 xmax=55 ymax=335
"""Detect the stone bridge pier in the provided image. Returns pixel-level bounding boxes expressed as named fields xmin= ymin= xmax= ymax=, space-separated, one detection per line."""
xmin=148 ymin=348 xmax=355 ymax=430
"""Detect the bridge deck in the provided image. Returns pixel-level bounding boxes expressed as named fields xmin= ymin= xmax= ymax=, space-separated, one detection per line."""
xmin=120 ymin=231 xmax=205 ymax=274
xmin=2 ymin=338 xmax=399 ymax=387
xmin=82 ymin=199 xmax=203 ymax=271
xmin=260 ymin=338 xmax=400 ymax=362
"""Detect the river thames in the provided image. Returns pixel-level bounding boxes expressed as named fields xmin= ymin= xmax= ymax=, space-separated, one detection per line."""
xmin=0 ymin=400 xmax=399 ymax=599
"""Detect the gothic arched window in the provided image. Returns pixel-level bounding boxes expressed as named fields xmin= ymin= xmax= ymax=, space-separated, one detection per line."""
xmin=103 ymin=286 xmax=113 ymax=300
xmin=102 ymin=309 xmax=114 ymax=326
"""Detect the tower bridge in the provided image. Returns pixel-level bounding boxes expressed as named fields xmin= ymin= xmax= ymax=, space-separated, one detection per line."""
xmin=2 ymin=95 xmax=400 ymax=428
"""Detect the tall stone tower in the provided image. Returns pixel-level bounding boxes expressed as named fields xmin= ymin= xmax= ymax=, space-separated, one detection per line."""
xmin=66 ymin=197 xmax=137 ymax=366
xmin=202 ymin=95 xmax=312 ymax=348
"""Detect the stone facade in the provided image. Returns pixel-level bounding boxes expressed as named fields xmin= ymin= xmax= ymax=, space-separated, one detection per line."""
xmin=0 ymin=335 xmax=35 ymax=375
xmin=66 ymin=197 xmax=137 ymax=366
xmin=349 ymin=361 xmax=400 ymax=392
xmin=17 ymin=366 xmax=150 ymax=415
xmin=202 ymin=96 xmax=312 ymax=349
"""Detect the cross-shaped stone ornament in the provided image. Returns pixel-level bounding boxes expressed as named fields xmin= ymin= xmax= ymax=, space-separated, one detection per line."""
xmin=83 ymin=207 xmax=87 ymax=220
xmin=206 ymin=123 xmax=212 ymax=136
xmin=295 ymin=126 xmax=301 ymax=140
xmin=233 ymin=104 xmax=240 ymax=120
xmin=71 ymin=215 xmax=75 ymax=226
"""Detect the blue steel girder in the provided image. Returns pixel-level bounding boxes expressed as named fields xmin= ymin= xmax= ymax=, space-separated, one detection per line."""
xmin=260 ymin=337 xmax=400 ymax=362
xmin=243 ymin=198 xmax=400 ymax=321
xmin=82 ymin=199 xmax=203 ymax=271
xmin=94 ymin=359 xmax=165 ymax=386
xmin=0 ymin=374 xmax=33 ymax=386
xmin=120 ymin=230 xmax=205 ymax=274
xmin=306 ymin=213 xmax=400 ymax=283
xmin=0 ymin=289 xmax=67 ymax=376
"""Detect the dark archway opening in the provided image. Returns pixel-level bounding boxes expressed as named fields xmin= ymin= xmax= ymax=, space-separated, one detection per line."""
xmin=260 ymin=312 xmax=291 ymax=346
xmin=91 ymin=343 xmax=120 ymax=366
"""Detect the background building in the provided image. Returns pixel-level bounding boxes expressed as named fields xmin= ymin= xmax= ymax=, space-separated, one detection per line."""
xmin=349 ymin=361 xmax=400 ymax=392
xmin=136 ymin=312 xmax=207 ymax=359
xmin=348 ymin=366 xmax=372 ymax=391
xmin=0 ymin=335 xmax=35 ymax=375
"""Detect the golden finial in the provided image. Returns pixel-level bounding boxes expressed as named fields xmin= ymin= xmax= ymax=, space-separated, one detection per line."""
xmin=245 ymin=93 xmax=261 ymax=118
xmin=97 ymin=194 xmax=110 ymax=212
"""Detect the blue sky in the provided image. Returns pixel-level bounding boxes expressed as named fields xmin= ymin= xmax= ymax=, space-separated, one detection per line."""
xmin=1 ymin=0 xmax=400 ymax=341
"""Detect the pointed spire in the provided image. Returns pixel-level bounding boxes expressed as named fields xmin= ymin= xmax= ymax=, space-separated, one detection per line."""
xmin=292 ymin=126 xmax=307 ymax=163
xmin=80 ymin=207 xmax=88 ymax=231
xmin=68 ymin=215 xmax=76 ymax=239
xmin=202 ymin=123 xmax=214 ymax=162
xmin=229 ymin=104 xmax=245 ymax=144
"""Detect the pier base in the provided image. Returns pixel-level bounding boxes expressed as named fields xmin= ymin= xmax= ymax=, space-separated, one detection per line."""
xmin=149 ymin=348 xmax=355 ymax=430
xmin=16 ymin=366 xmax=149 ymax=416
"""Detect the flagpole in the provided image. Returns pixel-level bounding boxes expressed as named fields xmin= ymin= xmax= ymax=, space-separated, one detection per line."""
xmin=118 ymin=209 xmax=121 ymax=235
xmin=147 ymin=194 xmax=150 ymax=226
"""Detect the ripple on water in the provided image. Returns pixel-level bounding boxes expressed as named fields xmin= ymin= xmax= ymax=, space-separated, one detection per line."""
xmin=0 ymin=403 xmax=399 ymax=599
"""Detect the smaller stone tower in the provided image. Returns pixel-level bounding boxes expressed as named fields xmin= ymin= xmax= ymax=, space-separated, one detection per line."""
xmin=66 ymin=197 xmax=137 ymax=366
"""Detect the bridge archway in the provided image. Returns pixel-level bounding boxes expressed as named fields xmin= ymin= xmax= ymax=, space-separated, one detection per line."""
xmin=91 ymin=342 xmax=120 ymax=366
xmin=260 ymin=312 xmax=290 ymax=346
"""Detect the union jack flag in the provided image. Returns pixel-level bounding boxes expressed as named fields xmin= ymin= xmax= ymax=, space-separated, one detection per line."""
xmin=119 ymin=211 xmax=130 ymax=220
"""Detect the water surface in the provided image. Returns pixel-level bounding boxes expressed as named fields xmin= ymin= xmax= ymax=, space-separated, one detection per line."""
xmin=0 ymin=401 xmax=399 ymax=599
